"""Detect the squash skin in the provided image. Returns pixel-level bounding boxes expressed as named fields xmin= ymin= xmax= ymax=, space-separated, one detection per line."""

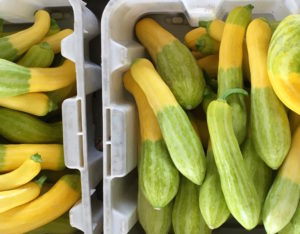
xmin=199 ymin=142 xmax=230 ymax=229
xmin=279 ymin=203 xmax=300 ymax=234
xmin=138 ymin=189 xmax=173 ymax=234
xmin=172 ymin=176 xmax=211 ymax=234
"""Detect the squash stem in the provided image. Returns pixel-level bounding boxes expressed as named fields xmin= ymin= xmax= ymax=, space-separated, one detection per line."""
xmin=219 ymin=88 xmax=248 ymax=101
xmin=198 ymin=20 xmax=210 ymax=28
xmin=31 ymin=153 xmax=42 ymax=163
xmin=35 ymin=175 xmax=47 ymax=187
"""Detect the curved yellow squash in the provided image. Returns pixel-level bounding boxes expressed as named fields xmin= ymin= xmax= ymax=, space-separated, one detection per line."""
xmin=42 ymin=29 xmax=73 ymax=54
xmin=0 ymin=174 xmax=81 ymax=234
xmin=0 ymin=176 xmax=46 ymax=213
xmin=0 ymin=154 xmax=42 ymax=191
xmin=0 ymin=93 xmax=57 ymax=116
xmin=0 ymin=10 xmax=50 ymax=61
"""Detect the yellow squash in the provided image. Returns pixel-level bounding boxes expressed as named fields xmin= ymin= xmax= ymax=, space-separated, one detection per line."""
xmin=42 ymin=29 xmax=73 ymax=54
xmin=0 ymin=10 xmax=50 ymax=61
xmin=184 ymin=27 xmax=206 ymax=51
xmin=0 ymin=93 xmax=57 ymax=116
xmin=0 ymin=176 xmax=46 ymax=213
xmin=0 ymin=154 xmax=42 ymax=191
xmin=0 ymin=174 xmax=81 ymax=234
xmin=199 ymin=19 xmax=250 ymax=80
xmin=197 ymin=54 xmax=219 ymax=78
xmin=0 ymin=144 xmax=64 ymax=172
xmin=199 ymin=19 xmax=225 ymax=41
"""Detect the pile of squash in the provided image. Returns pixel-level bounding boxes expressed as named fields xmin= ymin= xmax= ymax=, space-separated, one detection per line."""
xmin=0 ymin=10 xmax=79 ymax=234
xmin=125 ymin=4 xmax=300 ymax=234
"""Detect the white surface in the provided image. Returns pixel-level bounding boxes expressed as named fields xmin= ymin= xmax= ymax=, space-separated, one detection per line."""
xmin=0 ymin=1 xmax=102 ymax=233
xmin=101 ymin=0 xmax=300 ymax=233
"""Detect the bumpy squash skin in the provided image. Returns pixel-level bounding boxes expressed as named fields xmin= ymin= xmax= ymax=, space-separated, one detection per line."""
xmin=262 ymin=126 xmax=300 ymax=234
xmin=17 ymin=42 xmax=54 ymax=68
xmin=207 ymin=99 xmax=260 ymax=230
xmin=130 ymin=59 xmax=206 ymax=185
xmin=218 ymin=5 xmax=253 ymax=144
xmin=199 ymin=142 xmax=230 ymax=229
xmin=247 ymin=18 xmax=291 ymax=169
xmin=0 ymin=10 xmax=50 ymax=61
xmin=138 ymin=189 xmax=173 ymax=234
xmin=172 ymin=176 xmax=211 ymax=234
xmin=242 ymin=137 xmax=273 ymax=210
xmin=268 ymin=15 xmax=300 ymax=115
xmin=123 ymin=71 xmax=179 ymax=208
xmin=0 ymin=108 xmax=62 ymax=143
xmin=136 ymin=18 xmax=206 ymax=110
xmin=279 ymin=203 xmax=300 ymax=234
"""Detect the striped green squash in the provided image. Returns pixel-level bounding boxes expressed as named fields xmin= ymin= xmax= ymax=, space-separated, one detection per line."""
xmin=242 ymin=137 xmax=273 ymax=210
xmin=0 ymin=10 xmax=50 ymax=61
xmin=218 ymin=5 xmax=253 ymax=144
xmin=268 ymin=15 xmax=300 ymax=115
xmin=279 ymin=202 xmax=300 ymax=234
xmin=207 ymin=93 xmax=260 ymax=230
xmin=135 ymin=18 xmax=205 ymax=110
xmin=263 ymin=126 xmax=300 ymax=234
xmin=130 ymin=59 xmax=206 ymax=185
xmin=172 ymin=176 xmax=211 ymax=234
xmin=17 ymin=42 xmax=54 ymax=68
xmin=139 ymin=140 xmax=179 ymax=208
xmin=0 ymin=108 xmax=62 ymax=143
xmin=138 ymin=189 xmax=173 ymax=234
xmin=199 ymin=142 xmax=230 ymax=229
xmin=123 ymin=71 xmax=179 ymax=208
xmin=247 ymin=18 xmax=291 ymax=169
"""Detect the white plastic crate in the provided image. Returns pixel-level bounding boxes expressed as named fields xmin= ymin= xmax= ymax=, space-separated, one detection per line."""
xmin=0 ymin=0 xmax=103 ymax=233
xmin=102 ymin=0 xmax=300 ymax=233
